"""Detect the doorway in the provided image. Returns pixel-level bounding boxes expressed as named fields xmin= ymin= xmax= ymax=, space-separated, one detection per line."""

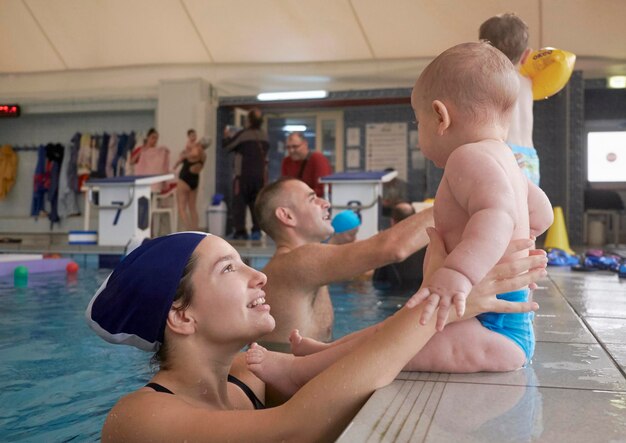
xmin=266 ymin=111 xmax=344 ymax=181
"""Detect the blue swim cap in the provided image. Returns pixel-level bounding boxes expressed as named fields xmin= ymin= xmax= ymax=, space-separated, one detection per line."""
xmin=85 ymin=232 xmax=209 ymax=352
xmin=331 ymin=210 xmax=361 ymax=233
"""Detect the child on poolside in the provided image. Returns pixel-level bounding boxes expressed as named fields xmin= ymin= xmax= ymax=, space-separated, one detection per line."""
xmin=407 ymin=41 xmax=553 ymax=334
xmin=245 ymin=43 xmax=552 ymax=390
xmin=479 ymin=13 xmax=540 ymax=186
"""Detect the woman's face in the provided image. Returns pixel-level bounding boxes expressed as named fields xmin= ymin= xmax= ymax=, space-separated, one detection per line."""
xmin=187 ymin=236 xmax=274 ymax=344
xmin=146 ymin=131 xmax=159 ymax=147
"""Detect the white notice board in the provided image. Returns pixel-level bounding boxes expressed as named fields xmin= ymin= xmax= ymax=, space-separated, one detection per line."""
xmin=365 ymin=123 xmax=408 ymax=180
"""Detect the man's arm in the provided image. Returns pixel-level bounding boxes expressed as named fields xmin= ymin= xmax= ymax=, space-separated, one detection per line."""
xmin=222 ymin=130 xmax=243 ymax=151
xmin=276 ymin=207 xmax=433 ymax=289
xmin=528 ymin=181 xmax=553 ymax=237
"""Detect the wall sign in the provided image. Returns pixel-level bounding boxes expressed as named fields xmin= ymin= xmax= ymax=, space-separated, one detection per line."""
xmin=365 ymin=123 xmax=408 ymax=180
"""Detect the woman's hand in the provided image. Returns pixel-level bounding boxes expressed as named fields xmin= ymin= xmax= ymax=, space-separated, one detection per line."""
xmin=407 ymin=228 xmax=547 ymax=318
xmin=461 ymin=252 xmax=546 ymax=320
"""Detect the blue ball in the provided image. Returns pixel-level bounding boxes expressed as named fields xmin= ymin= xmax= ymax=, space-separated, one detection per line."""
xmin=331 ymin=210 xmax=361 ymax=233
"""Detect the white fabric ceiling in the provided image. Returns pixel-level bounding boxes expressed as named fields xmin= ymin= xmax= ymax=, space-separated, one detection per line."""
xmin=1 ymin=0 xmax=625 ymax=98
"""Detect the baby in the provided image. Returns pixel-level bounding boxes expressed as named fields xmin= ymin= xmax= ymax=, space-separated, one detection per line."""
xmin=406 ymin=42 xmax=553 ymax=331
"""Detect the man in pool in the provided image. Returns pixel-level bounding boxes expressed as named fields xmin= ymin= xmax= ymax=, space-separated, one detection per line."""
xmin=254 ymin=177 xmax=434 ymax=352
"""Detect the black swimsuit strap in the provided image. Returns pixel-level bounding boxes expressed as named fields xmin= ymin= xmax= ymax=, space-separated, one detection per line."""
xmin=145 ymin=382 xmax=174 ymax=394
xmin=227 ymin=374 xmax=265 ymax=410
xmin=145 ymin=377 xmax=264 ymax=410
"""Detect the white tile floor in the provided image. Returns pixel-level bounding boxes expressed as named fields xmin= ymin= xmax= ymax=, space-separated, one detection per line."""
xmin=337 ymin=267 xmax=626 ymax=442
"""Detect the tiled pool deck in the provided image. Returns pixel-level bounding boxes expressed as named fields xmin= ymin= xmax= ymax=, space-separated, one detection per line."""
xmin=338 ymin=267 xmax=626 ymax=442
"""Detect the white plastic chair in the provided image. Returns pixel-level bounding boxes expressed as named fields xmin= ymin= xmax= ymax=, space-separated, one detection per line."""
xmin=151 ymin=184 xmax=177 ymax=236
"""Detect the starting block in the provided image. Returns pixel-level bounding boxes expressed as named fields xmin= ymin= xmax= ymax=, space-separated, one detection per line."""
xmin=83 ymin=174 xmax=174 ymax=246
xmin=321 ymin=170 xmax=397 ymax=240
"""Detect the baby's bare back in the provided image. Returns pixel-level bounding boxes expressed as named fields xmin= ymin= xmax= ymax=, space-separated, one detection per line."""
xmin=435 ymin=140 xmax=530 ymax=263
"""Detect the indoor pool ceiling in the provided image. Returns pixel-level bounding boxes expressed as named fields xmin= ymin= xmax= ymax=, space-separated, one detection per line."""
xmin=1 ymin=0 xmax=625 ymax=97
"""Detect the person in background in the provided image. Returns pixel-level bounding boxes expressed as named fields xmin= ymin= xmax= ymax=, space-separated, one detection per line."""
xmin=174 ymin=129 xmax=206 ymax=231
xmin=86 ymin=231 xmax=544 ymax=442
xmin=281 ymin=132 xmax=332 ymax=198
xmin=479 ymin=13 xmax=540 ymax=186
xmin=130 ymin=128 xmax=174 ymax=193
xmin=381 ymin=168 xmax=408 ymax=219
xmin=373 ymin=202 xmax=426 ymax=291
xmin=223 ymin=108 xmax=269 ymax=240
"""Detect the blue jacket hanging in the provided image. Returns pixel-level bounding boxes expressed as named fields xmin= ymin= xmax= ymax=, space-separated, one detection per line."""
xmin=31 ymin=145 xmax=48 ymax=217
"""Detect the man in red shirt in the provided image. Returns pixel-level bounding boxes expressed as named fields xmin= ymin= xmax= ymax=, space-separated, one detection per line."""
xmin=281 ymin=132 xmax=332 ymax=197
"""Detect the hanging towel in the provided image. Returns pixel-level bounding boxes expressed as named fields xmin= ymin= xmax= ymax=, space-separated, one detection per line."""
xmin=77 ymin=133 xmax=92 ymax=190
xmin=0 ymin=145 xmax=18 ymax=200
xmin=68 ymin=132 xmax=81 ymax=192
xmin=117 ymin=131 xmax=136 ymax=176
xmin=46 ymin=143 xmax=64 ymax=226
xmin=60 ymin=133 xmax=82 ymax=215
xmin=111 ymin=133 xmax=128 ymax=177
xmin=97 ymin=132 xmax=110 ymax=177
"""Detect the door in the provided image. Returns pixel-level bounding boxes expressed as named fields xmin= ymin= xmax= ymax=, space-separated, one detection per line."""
xmin=266 ymin=111 xmax=344 ymax=182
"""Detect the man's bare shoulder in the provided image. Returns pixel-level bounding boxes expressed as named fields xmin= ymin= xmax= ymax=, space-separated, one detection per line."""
xmin=264 ymin=243 xmax=328 ymax=278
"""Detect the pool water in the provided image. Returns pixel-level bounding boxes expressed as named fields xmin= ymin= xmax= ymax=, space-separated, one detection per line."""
xmin=0 ymin=269 xmax=411 ymax=442
xmin=330 ymin=279 xmax=412 ymax=338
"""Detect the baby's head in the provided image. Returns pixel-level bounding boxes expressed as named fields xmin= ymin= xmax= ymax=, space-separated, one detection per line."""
xmin=479 ymin=13 xmax=529 ymax=65
xmin=411 ymin=42 xmax=519 ymax=165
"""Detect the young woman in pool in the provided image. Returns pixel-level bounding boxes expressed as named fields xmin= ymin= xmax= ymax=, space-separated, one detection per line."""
xmin=86 ymin=231 xmax=546 ymax=442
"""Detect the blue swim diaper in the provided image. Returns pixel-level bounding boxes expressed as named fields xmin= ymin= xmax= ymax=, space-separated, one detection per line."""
xmin=476 ymin=289 xmax=535 ymax=364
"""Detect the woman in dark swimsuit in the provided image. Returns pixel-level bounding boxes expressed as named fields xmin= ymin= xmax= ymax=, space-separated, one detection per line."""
xmin=175 ymin=129 xmax=206 ymax=230
xmin=86 ymin=232 xmax=544 ymax=442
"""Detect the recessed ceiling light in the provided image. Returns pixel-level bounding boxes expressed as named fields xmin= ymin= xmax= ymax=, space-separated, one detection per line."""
xmin=282 ymin=125 xmax=307 ymax=132
xmin=257 ymin=90 xmax=328 ymax=101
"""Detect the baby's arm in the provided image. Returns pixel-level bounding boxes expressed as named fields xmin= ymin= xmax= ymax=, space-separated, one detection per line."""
xmin=411 ymin=149 xmax=517 ymax=330
xmin=528 ymin=180 xmax=553 ymax=237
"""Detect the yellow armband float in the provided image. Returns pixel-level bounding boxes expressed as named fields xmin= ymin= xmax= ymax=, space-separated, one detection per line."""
xmin=520 ymin=48 xmax=576 ymax=101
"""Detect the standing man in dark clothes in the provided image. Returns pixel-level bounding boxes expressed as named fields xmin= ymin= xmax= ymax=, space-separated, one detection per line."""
xmin=281 ymin=132 xmax=332 ymax=197
xmin=223 ymin=108 xmax=270 ymax=240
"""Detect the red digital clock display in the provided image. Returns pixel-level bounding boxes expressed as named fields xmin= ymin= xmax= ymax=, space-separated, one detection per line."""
xmin=0 ymin=104 xmax=21 ymax=118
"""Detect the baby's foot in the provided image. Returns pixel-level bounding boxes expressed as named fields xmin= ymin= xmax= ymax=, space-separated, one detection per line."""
xmin=246 ymin=343 xmax=302 ymax=397
xmin=289 ymin=329 xmax=330 ymax=356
